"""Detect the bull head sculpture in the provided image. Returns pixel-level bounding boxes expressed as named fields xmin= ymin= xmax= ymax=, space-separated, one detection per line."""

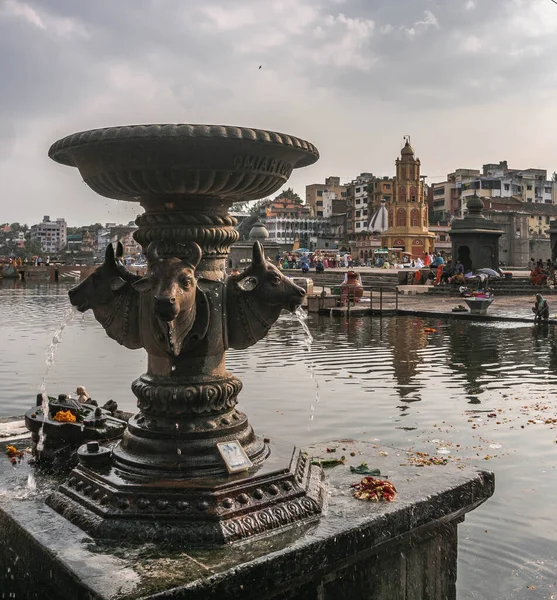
xmin=68 ymin=242 xmax=142 ymax=349
xmin=133 ymin=242 xmax=206 ymax=357
xmin=225 ymin=241 xmax=305 ymax=350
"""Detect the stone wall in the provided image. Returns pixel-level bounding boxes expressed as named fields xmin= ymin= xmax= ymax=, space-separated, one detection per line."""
xmin=529 ymin=238 xmax=551 ymax=263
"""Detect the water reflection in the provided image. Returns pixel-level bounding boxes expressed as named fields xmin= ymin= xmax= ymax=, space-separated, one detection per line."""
xmin=1 ymin=282 xmax=557 ymax=599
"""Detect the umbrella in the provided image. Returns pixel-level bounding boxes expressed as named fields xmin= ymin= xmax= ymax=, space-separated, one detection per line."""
xmin=477 ymin=268 xmax=501 ymax=278
xmin=369 ymin=205 xmax=388 ymax=233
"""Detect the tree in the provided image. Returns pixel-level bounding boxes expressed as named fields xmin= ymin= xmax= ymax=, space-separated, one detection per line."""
xmin=249 ymin=199 xmax=272 ymax=217
xmin=230 ymin=201 xmax=251 ymax=213
xmin=21 ymin=239 xmax=43 ymax=259
xmin=274 ymin=187 xmax=302 ymax=204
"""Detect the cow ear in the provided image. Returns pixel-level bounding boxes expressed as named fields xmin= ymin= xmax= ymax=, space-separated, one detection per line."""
xmin=105 ymin=243 xmax=115 ymax=263
xmin=181 ymin=242 xmax=202 ymax=270
xmin=115 ymin=241 xmax=125 ymax=260
xmin=252 ymin=241 xmax=265 ymax=267
xmin=109 ymin=276 xmax=126 ymax=291
xmin=132 ymin=277 xmax=152 ymax=292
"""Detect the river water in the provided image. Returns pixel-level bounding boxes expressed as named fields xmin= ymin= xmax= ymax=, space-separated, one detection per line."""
xmin=1 ymin=280 xmax=556 ymax=600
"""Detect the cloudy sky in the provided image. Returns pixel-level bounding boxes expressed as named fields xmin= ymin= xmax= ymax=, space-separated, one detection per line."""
xmin=1 ymin=0 xmax=557 ymax=226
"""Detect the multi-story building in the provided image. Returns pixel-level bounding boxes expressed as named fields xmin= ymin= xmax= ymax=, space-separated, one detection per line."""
xmin=263 ymin=198 xmax=312 ymax=219
xmin=29 ymin=216 xmax=67 ymax=254
xmin=305 ymin=176 xmax=348 ymax=217
xmin=431 ymin=162 xmax=557 ymax=220
xmin=368 ymin=177 xmax=394 ymax=210
xmin=346 ymin=173 xmax=375 ymax=237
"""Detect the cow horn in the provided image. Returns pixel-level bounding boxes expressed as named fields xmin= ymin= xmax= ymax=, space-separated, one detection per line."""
xmin=105 ymin=243 xmax=115 ymax=263
xmin=146 ymin=242 xmax=160 ymax=264
xmin=181 ymin=242 xmax=202 ymax=269
xmin=252 ymin=241 xmax=265 ymax=266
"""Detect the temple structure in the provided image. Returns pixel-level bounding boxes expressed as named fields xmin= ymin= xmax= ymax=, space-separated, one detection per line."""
xmin=381 ymin=138 xmax=436 ymax=258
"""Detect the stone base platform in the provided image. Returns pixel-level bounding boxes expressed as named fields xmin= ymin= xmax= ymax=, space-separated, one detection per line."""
xmin=0 ymin=432 xmax=494 ymax=600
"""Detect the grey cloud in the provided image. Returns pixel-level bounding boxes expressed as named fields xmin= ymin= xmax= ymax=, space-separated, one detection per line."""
xmin=1 ymin=0 xmax=556 ymax=225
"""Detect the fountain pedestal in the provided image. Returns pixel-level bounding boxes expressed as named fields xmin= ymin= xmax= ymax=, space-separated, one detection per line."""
xmin=43 ymin=124 xmax=324 ymax=542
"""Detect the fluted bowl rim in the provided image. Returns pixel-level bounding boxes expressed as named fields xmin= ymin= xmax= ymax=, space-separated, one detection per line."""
xmin=48 ymin=123 xmax=319 ymax=168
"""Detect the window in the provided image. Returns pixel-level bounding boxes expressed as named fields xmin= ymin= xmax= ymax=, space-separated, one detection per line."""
xmin=356 ymin=187 xmax=361 ymax=193
xmin=504 ymin=184 xmax=510 ymax=191
xmin=545 ymin=187 xmax=552 ymax=193
xmin=410 ymin=208 xmax=420 ymax=227
xmin=341 ymin=192 xmax=347 ymax=197
xmin=356 ymin=223 xmax=361 ymax=228
xmin=316 ymin=201 xmax=323 ymax=206
xmin=356 ymin=198 xmax=361 ymax=204
xmin=317 ymin=190 xmax=323 ymax=197
xmin=385 ymin=184 xmax=391 ymax=189
xmin=356 ymin=211 xmax=361 ymax=217
xmin=317 ymin=211 xmax=323 ymax=217
xmin=546 ymin=217 xmax=551 ymax=224
xmin=396 ymin=209 xmax=407 ymax=227
xmin=411 ymin=195 xmax=416 ymax=202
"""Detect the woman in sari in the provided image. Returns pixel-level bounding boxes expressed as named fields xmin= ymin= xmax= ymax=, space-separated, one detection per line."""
xmin=530 ymin=265 xmax=547 ymax=287
xmin=435 ymin=263 xmax=444 ymax=285
xmin=533 ymin=294 xmax=549 ymax=322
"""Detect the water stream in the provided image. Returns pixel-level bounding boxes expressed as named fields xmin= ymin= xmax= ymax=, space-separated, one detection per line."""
xmin=36 ymin=305 xmax=76 ymax=453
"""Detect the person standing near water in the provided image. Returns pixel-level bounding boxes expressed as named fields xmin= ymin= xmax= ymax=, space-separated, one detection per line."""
xmin=533 ymin=294 xmax=549 ymax=322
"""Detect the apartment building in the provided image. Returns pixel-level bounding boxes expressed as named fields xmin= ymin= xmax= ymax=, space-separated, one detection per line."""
xmin=29 ymin=216 xmax=67 ymax=253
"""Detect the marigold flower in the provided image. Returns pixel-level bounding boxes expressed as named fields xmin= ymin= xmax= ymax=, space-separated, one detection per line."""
xmin=53 ymin=410 xmax=77 ymax=423
xmin=6 ymin=445 xmax=18 ymax=456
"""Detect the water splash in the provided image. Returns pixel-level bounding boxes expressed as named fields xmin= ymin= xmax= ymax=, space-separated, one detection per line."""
xmin=27 ymin=473 xmax=37 ymax=492
xmin=294 ymin=305 xmax=313 ymax=350
xmin=36 ymin=305 xmax=76 ymax=453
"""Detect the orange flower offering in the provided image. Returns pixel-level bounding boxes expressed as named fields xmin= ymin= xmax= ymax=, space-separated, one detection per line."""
xmin=351 ymin=476 xmax=397 ymax=502
xmin=53 ymin=410 xmax=77 ymax=423
xmin=6 ymin=445 xmax=18 ymax=457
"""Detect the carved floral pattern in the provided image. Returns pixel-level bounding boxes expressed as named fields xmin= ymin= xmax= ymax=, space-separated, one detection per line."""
xmin=132 ymin=376 xmax=243 ymax=415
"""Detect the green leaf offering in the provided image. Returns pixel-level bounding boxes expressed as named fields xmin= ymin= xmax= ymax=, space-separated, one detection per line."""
xmin=350 ymin=463 xmax=381 ymax=476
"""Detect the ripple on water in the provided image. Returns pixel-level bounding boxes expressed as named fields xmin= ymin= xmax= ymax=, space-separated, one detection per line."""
xmin=2 ymin=287 xmax=557 ymax=599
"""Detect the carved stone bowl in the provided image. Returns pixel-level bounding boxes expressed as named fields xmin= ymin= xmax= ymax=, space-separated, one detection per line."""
xmin=48 ymin=124 xmax=319 ymax=203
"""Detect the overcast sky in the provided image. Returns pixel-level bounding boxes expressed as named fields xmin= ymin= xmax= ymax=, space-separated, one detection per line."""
xmin=1 ymin=0 xmax=557 ymax=226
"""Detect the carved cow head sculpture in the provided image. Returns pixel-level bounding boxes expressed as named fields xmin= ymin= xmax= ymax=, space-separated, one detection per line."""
xmin=68 ymin=242 xmax=143 ymax=349
xmin=69 ymin=242 xmax=140 ymax=312
xmin=225 ymin=241 xmax=305 ymax=350
xmin=133 ymin=242 xmax=205 ymax=356
xmin=133 ymin=242 xmax=202 ymax=322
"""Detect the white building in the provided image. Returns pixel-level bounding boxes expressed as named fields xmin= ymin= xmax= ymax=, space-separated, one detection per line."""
xmin=347 ymin=173 xmax=374 ymax=235
xmin=264 ymin=216 xmax=328 ymax=247
xmin=30 ymin=216 xmax=67 ymax=254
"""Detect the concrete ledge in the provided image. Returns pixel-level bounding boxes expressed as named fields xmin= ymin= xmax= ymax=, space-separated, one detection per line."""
xmin=0 ymin=438 xmax=493 ymax=600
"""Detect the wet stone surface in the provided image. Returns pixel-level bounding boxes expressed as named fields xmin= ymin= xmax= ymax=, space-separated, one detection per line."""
xmin=0 ymin=435 xmax=493 ymax=599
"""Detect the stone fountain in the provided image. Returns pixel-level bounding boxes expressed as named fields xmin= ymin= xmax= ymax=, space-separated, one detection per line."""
xmin=46 ymin=124 xmax=324 ymax=543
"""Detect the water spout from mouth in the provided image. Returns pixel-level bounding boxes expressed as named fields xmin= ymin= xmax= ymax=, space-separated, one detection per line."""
xmin=36 ymin=305 xmax=77 ymax=454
